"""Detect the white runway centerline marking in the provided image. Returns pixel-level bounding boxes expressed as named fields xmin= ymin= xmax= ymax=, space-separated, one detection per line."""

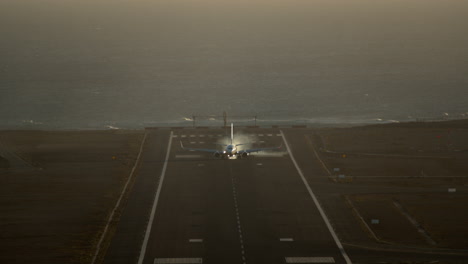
xmin=138 ymin=131 xmax=173 ymax=264
xmin=280 ymin=130 xmax=352 ymax=264
xmin=189 ymin=238 xmax=203 ymax=243
xmin=231 ymin=171 xmax=247 ymax=264
xmin=285 ymin=257 xmax=335 ymax=263
xmin=280 ymin=238 xmax=294 ymax=242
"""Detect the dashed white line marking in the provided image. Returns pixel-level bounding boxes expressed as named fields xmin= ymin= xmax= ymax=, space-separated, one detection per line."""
xmin=258 ymin=134 xmax=264 ymax=136
xmin=280 ymin=238 xmax=294 ymax=242
xmin=189 ymin=239 xmax=203 ymax=243
xmin=198 ymin=163 xmax=205 ymax=167
xmin=199 ymin=141 xmax=205 ymax=144
xmin=285 ymin=257 xmax=335 ymax=263
xmin=190 ymin=141 xmax=196 ymax=144
xmin=231 ymin=175 xmax=247 ymax=264
xmin=267 ymin=134 xmax=273 ymax=136
xmin=259 ymin=141 xmax=265 ymax=143
xmin=256 ymin=163 xmax=263 ymax=166
xmin=138 ymin=132 xmax=173 ymax=264
xmin=172 ymin=135 xmax=178 ymax=138
xmin=199 ymin=135 xmax=205 ymax=137
xmin=280 ymin=130 xmax=352 ymax=264
xmin=181 ymin=135 xmax=187 ymax=138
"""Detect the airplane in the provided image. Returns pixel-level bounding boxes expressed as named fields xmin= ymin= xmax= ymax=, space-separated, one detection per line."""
xmin=180 ymin=123 xmax=281 ymax=159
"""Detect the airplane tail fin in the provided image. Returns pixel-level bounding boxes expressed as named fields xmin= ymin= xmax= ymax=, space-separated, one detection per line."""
xmin=231 ymin=123 xmax=234 ymax=145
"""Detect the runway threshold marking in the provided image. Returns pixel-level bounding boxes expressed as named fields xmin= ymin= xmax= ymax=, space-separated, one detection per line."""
xmin=154 ymin=258 xmax=203 ymax=264
xmin=280 ymin=131 xmax=352 ymax=264
xmin=91 ymin=131 xmax=149 ymax=264
xmin=285 ymin=257 xmax=335 ymax=263
xmin=138 ymin=131 xmax=174 ymax=264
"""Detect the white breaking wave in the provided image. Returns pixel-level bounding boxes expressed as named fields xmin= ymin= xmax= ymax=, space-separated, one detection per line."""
xmin=22 ymin=120 xmax=43 ymax=125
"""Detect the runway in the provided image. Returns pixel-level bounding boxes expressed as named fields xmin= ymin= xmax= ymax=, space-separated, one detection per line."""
xmin=103 ymin=127 xmax=468 ymax=264
xmin=103 ymin=127 xmax=350 ymax=264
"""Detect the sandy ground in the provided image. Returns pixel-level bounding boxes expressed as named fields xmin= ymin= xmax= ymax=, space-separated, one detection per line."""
xmin=0 ymin=130 xmax=144 ymax=264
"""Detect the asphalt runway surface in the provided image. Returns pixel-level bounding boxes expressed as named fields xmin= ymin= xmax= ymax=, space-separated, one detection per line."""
xmin=103 ymin=128 xmax=467 ymax=264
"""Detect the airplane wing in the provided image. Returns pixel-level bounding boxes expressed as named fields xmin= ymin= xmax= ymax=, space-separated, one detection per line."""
xmin=180 ymin=141 xmax=221 ymax=154
xmin=238 ymin=144 xmax=282 ymax=154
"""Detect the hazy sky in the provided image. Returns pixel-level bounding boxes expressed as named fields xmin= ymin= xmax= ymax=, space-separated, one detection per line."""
xmin=1 ymin=0 xmax=467 ymax=127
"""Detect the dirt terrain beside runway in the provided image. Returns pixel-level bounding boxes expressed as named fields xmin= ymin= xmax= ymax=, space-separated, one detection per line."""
xmin=314 ymin=120 xmax=468 ymax=250
xmin=0 ymin=130 xmax=144 ymax=264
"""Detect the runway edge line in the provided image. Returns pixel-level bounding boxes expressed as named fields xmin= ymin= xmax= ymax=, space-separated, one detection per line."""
xmin=280 ymin=130 xmax=353 ymax=264
xmin=91 ymin=131 xmax=149 ymax=264
xmin=138 ymin=131 xmax=173 ymax=264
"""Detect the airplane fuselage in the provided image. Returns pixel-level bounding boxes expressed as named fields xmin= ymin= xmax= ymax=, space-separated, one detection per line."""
xmin=223 ymin=144 xmax=237 ymax=157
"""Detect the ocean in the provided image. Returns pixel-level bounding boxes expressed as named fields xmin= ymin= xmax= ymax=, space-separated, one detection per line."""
xmin=1 ymin=0 xmax=467 ymax=129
